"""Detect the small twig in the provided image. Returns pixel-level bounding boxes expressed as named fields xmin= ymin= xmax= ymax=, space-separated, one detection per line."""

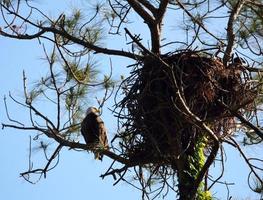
xmin=3 ymin=95 xmax=24 ymax=127
xmin=208 ymin=146 xmax=225 ymax=190
xmin=43 ymin=144 xmax=63 ymax=178
xmin=124 ymin=27 xmax=151 ymax=55
xmin=228 ymin=137 xmax=263 ymax=185
xmin=20 ymin=144 xmax=62 ymax=180
xmin=175 ymin=0 xmax=224 ymax=45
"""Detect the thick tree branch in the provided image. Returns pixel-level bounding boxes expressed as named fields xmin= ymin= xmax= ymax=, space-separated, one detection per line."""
xmin=138 ymin=0 xmax=158 ymax=14
xmin=149 ymin=25 xmax=161 ymax=54
xmin=1 ymin=123 xmax=130 ymax=164
xmin=126 ymin=0 xmax=154 ymax=24
xmin=156 ymin=0 xmax=169 ymax=22
xmin=223 ymin=0 xmax=248 ymax=65
xmin=126 ymin=0 xmax=162 ymax=53
xmin=146 ymin=0 xmax=169 ymax=54
xmin=0 ymin=4 xmax=141 ymax=60
xmin=0 ymin=28 xmax=141 ymax=60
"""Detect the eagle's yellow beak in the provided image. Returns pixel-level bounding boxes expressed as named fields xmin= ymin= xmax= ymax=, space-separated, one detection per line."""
xmin=94 ymin=107 xmax=101 ymax=114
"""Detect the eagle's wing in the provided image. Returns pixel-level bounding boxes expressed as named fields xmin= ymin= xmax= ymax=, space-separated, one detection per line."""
xmin=96 ymin=116 xmax=109 ymax=149
xmin=81 ymin=114 xmax=99 ymax=145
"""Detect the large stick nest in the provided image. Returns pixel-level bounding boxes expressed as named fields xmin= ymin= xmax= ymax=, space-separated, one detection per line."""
xmin=115 ymin=51 xmax=256 ymax=165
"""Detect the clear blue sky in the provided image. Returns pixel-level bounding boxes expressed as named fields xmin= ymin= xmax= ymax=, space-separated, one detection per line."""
xmin=0 ymin=1 xmax=262 ymax=200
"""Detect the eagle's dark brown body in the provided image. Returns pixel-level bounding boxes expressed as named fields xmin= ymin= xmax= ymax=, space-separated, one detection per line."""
xmin=81 ymin=107 xmax=109 ymax=160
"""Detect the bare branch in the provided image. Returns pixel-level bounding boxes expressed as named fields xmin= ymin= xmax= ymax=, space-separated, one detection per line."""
xmin=156 ymin=0 xmax=169 ymax=22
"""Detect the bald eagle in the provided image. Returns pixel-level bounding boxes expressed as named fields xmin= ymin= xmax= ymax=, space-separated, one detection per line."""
xmin=81 ymin=107 xmax=109 ymax=160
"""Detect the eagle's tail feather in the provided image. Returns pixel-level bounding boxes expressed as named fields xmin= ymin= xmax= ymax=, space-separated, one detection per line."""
xmin=94 ymin=152 xmax=103 ymax=161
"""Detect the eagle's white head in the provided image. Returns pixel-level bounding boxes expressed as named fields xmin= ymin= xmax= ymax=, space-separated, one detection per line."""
xmin=86 ymin=107 xmax=100 ymax=116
